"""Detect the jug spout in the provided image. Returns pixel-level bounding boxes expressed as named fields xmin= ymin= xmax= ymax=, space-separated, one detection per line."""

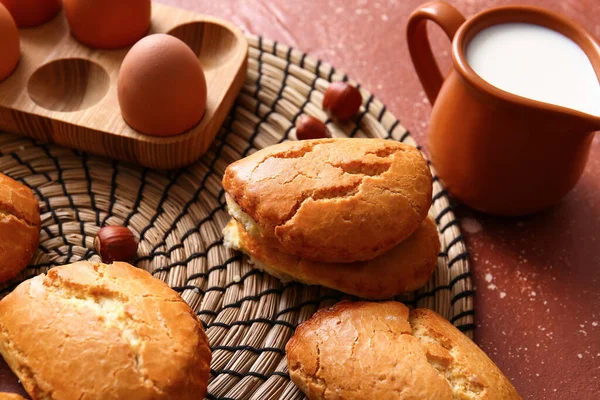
xmin=591 ymin=115 xmax=600 ymax=131
xmin=543 ymin=100 xmax=600 ymax=133
xmin=574 ymin=111 xmax=600 ymax=133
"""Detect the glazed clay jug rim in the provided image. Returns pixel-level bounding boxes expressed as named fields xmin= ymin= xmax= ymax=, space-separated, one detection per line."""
xmin=452 ymin=5 xmax=600 ymax=126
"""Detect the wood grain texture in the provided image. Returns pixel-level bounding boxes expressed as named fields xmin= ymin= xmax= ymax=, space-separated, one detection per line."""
xmin=0 ymin=3 xmax=248 ymax=169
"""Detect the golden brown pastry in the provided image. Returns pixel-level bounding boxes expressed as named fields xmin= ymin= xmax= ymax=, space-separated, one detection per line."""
xmin=0 ymin=393 xmax=26 ymax=400
xmin=0 ymin=261 xmax=211 ymax=400
xmin=0 ymin=173 xmax=40 ymax=282
xmin=223 ymin=217 xmax=439 ymax=299
xmin=222 ymin=138 xmax=432 ymax=263
xmin=287 ymin=301 xmax=522 ymax=400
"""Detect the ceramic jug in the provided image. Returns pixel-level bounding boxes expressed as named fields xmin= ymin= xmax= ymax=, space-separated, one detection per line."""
xmin=407 ymin=1 xmax=600 ymax=216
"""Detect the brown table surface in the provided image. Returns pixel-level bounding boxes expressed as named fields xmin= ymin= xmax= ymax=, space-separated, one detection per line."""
xmin=2 ymin=0 xmax=599 ymax=399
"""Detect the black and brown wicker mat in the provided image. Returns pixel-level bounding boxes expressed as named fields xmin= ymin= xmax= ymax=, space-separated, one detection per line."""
xmin=0 ymin=35 xmax=473 ymax=400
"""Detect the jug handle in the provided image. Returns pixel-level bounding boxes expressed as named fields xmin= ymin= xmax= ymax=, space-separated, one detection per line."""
xmin=407 ymin=1 xmax=466 ymax=104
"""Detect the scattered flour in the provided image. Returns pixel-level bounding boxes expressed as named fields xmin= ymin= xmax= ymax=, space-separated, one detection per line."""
xmin=462 ymin=217 xmax=483 ymax=234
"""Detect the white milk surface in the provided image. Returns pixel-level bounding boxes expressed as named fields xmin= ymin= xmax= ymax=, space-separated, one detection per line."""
xmin=466 ymin=22 xmax=600 ymax=116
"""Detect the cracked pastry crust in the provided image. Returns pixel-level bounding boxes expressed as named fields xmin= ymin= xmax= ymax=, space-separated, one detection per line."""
xmin=0 ymin=394 xmax=26 ymax=400
xmin=223 ymin=217 xmax=439 ymax=299
xmin=286 ymin=301 xmax=522 ymax=400
xmin=0 ymin=173 xmax=40 ymax=282
xmin=222 ymin=138 xmax=433 ymax=263
xmin=0 ymin=261 xmax=211 ymax=400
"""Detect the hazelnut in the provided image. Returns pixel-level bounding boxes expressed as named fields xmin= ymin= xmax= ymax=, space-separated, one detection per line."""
xmin=295 ymin=114 xmax=331 ymax=140
xmin=94 ymin=226 xmax=138 ymax=263
xmin=322 ymin=82 xmax=362 ymax=122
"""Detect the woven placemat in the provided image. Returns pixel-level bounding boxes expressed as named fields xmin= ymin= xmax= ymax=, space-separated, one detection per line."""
xmin=0 ymin=34 xmax=473 ymax=399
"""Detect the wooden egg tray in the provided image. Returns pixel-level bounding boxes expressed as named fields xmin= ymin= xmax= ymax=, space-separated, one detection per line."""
xmin=0 ymin=3 xmax=248 ymax=169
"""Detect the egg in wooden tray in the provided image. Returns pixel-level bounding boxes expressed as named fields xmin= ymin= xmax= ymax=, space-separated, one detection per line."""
xmin=0 ymin=0 xmax=62 ymax=28
xmin=0 ymin=2 xmax=247 ymax=169
xmin=0 ymin=3 xmax=19 ymax=82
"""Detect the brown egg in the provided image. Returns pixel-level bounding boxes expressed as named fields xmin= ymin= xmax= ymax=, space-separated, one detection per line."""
xmin=64 ymin=0 xmax=150 ymax=49
xmin=0 ymin=3 xmax=19 ymax=81
xmin=0 ymin=0 xmax=62 ymax=28
xmin=118 ymin=34 xmax=207 ymax=137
